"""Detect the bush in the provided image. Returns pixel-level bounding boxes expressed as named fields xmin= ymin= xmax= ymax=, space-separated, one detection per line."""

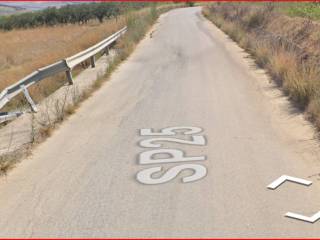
xmin=186 ymin=2 xmax=195 ymax=7
xmin=244 ymin=11 xmax=266 ymax=29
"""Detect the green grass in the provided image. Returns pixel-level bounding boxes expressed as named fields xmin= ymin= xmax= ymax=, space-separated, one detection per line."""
xmin=284 ymin=3 xmax=320 ymax=20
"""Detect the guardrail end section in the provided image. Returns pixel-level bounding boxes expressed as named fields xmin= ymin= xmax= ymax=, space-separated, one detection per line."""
xmin=0 ymin=111 xmax=23 ymax=124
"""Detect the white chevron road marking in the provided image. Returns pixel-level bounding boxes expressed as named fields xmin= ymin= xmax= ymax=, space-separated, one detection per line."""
xmin=286 ymin=211 xmax=320 ymax=223
xmin=267 ymin=175 xmax=312 ymax=190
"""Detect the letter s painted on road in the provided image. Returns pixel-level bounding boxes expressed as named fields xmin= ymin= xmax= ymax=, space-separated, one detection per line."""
xmin=136 ymin=164 xmax=207 ymax=185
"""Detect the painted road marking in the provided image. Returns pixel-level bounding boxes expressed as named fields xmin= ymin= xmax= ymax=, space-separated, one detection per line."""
xmin=285 ymin=211 xmax=320 ymax=223
xmin=139 ymin=149 xmax=206 ymax=165
xmin=140 ymin=126 xmax=203 ymax=136
xmin=136 ymin=126 xmax=207 ymax=185
xmin=139 ymin=136 xmax=206 ymax=148
xmin=268 ymin=175 xmax=317 ymax=223
xmin=136 ymin=164 xmax=207 ymax=185
xmin=267 ymin=175 xmax=312 ymax=190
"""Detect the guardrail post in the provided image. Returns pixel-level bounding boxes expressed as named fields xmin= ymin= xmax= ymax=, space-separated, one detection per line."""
xmin=105 ymin=47 xmax=109 ymax=55
xmin=65 ymin=70 xmax=74 ymax=85
xmin=21 ymin=85 xmax=38 ymax=112
xmin=90 ymin=56 xmax=96 ymax=68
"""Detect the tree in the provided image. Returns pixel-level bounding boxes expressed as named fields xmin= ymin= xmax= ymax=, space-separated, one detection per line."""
xmin=186 ymin=2 xmax=195 ymax=7
xmin=0 ymin=2 xmax=149 ymax=31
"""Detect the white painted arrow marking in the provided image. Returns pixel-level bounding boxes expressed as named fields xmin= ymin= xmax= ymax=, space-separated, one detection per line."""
xmin=267 ymin=175 xmax=312 ymax=190
xmin=285 ymin=211 xmax=320 ymax=223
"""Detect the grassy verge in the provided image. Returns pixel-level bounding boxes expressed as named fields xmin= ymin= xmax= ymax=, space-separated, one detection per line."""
xmin=284 ymin=3 xmax=320 ymax=20
xmin=203 ymin=3 xmax=320 ymax=129
xmin=0 ymin=4 xmax=183 ymax=176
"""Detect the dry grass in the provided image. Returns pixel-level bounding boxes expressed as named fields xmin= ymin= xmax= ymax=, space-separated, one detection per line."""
xmin=0 ymin=16 xmax=126 ymax=111
xmin=0 ymin=148 xmax=27 ymax=176
xmin=252 ymin=41 xmax=270 ymax=67
xmin=268 ymin=49 xmax=297 ymax=82
xmin=0 ymin=18 xmax=125 ymax=81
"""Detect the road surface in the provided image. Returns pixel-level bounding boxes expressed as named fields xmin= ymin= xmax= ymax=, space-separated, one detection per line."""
xmin=1 ymin=7 xmax=320 ymax=238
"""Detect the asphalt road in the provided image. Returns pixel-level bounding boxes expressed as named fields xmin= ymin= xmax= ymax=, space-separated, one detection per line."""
xmin=1 ymin=7 xmax=320 ymax=238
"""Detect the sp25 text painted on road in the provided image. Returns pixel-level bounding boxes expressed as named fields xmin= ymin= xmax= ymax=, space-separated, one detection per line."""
xmin=136 ymin=126 xmax=207 ymax=185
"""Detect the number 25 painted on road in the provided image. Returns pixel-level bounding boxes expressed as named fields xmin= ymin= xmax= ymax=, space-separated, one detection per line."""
xmin=136 ymin=126 xmax=208 ymax=185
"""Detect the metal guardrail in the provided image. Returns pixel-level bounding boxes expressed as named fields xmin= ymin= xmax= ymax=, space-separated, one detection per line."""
xmin=0 ymin=111 xmax=23 ymax=124
xmin=0 ymin=60 xmax=69 ymax=110
xmin=0 ymin=26 xmax=127 ymax=122
xmin=66 ymin=26 xmax=127 ymax=68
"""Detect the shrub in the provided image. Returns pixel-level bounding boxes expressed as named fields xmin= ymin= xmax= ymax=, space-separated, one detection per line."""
xmin=186 ymin=2 xmax=195 ymax=7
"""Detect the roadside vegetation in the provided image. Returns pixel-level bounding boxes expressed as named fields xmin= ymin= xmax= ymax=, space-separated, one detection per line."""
xmin=0 ymin=3 xmax=183 ymax=175
xmin=203 ymin=3 xmax=320 ymax=129
xmin=0 ymin=2 xmax=150 ymax=30
xmin=284 ymin=2 xmax=320 ymax=20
